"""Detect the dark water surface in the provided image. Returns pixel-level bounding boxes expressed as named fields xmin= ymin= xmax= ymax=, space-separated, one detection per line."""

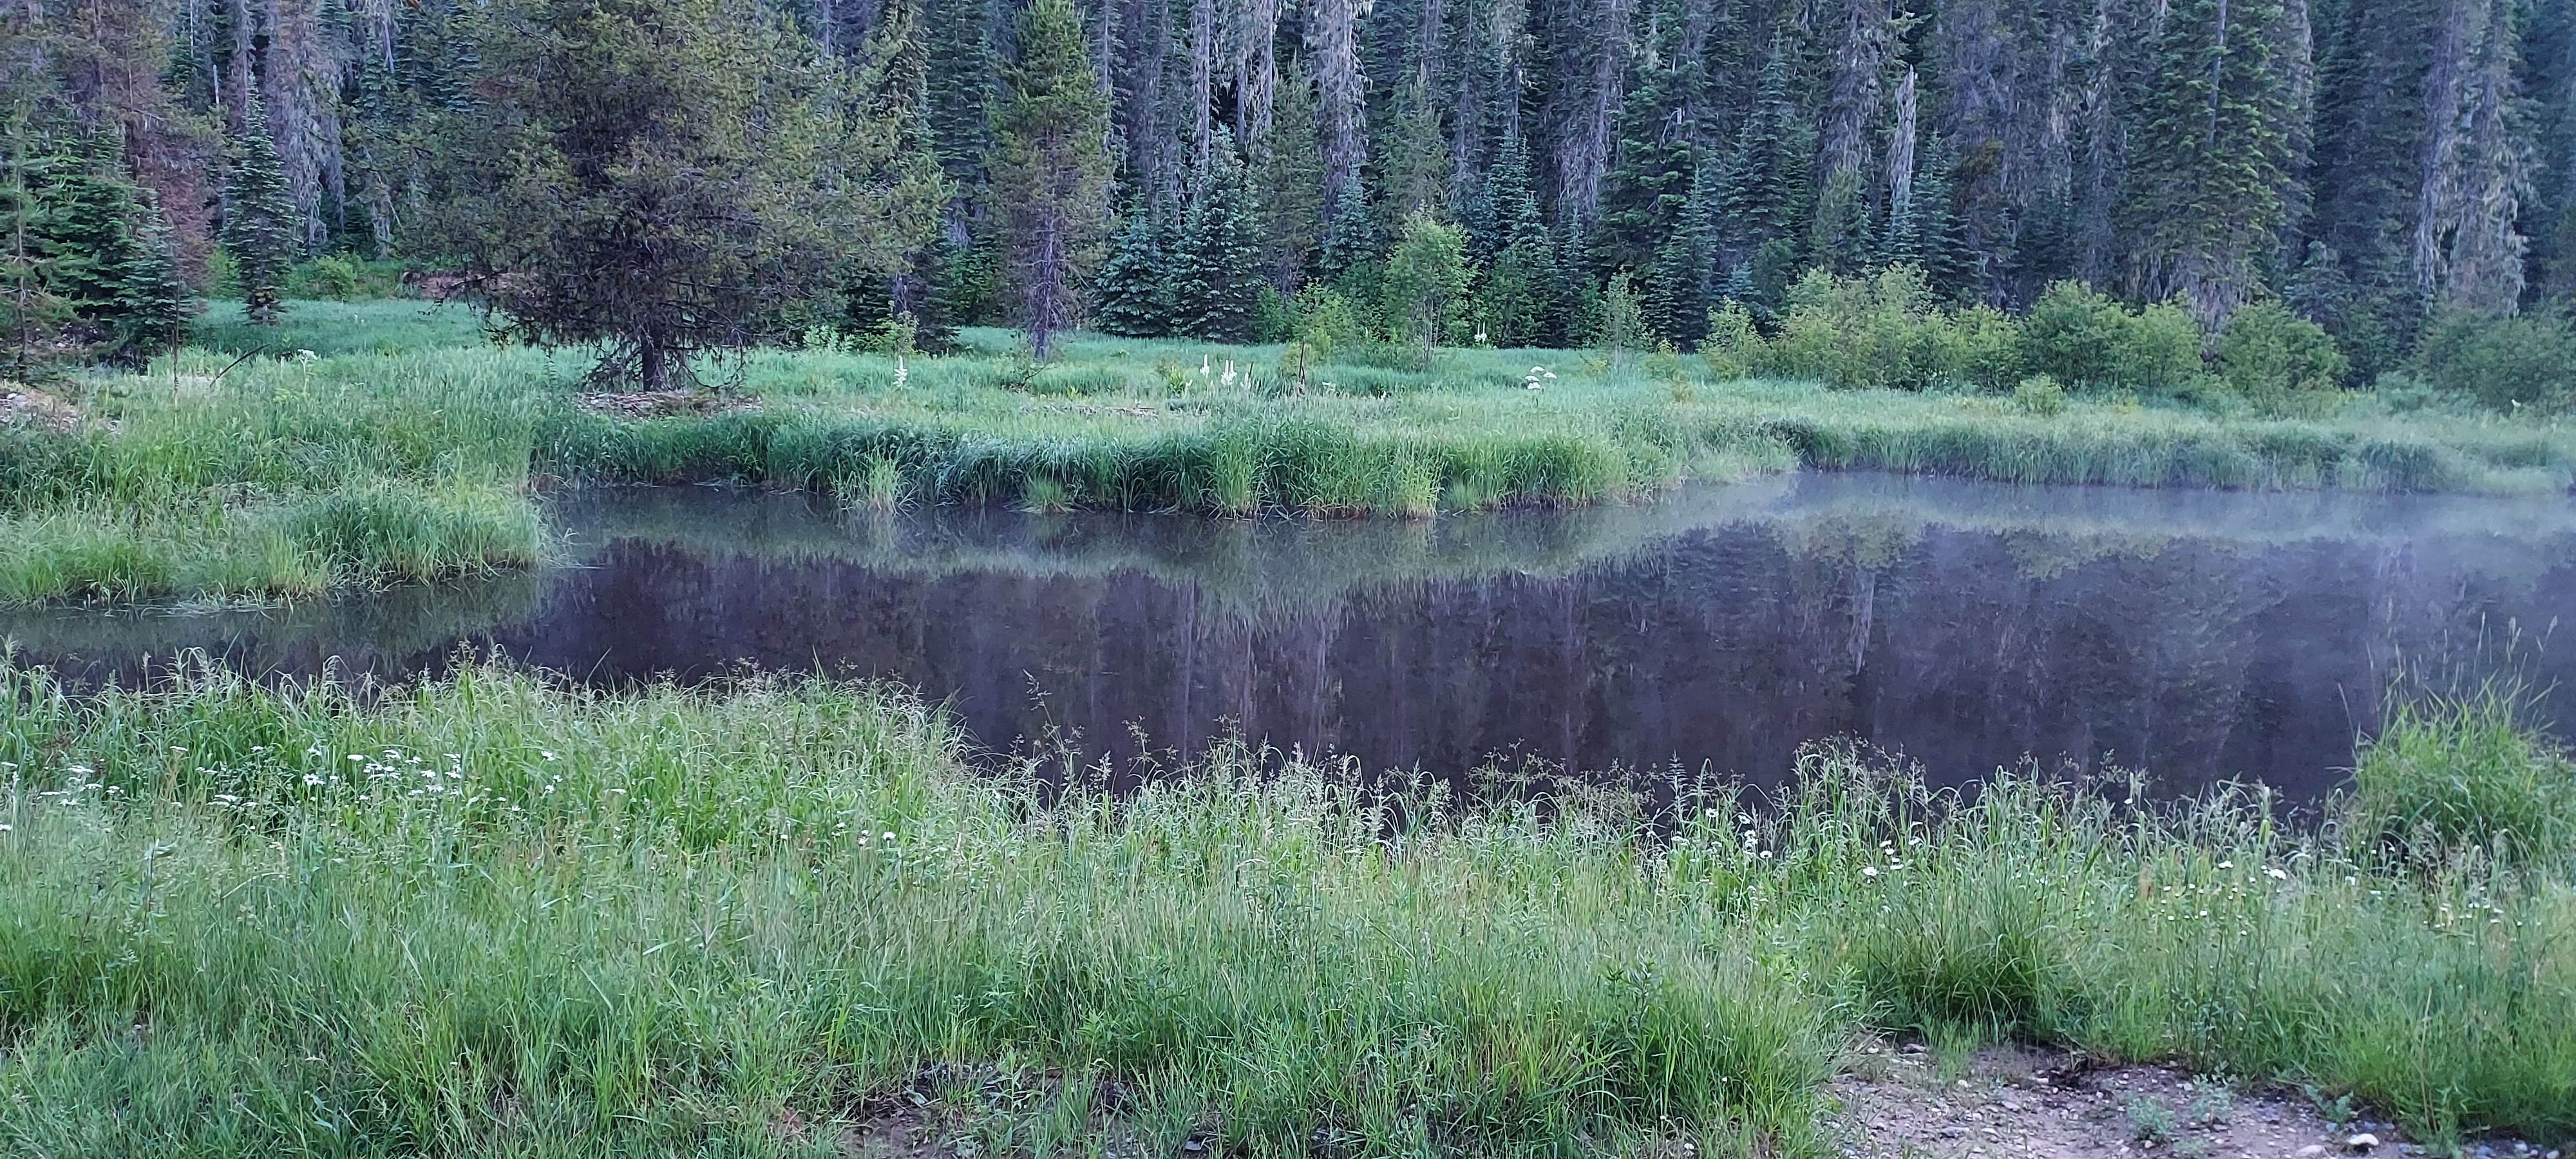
xmin=10 ymin=475 xmax=2576 ymax=796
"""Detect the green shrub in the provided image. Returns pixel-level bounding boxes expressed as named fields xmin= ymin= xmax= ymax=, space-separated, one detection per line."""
xmin=1770 ymin=266 xmax=2002 ymax=391
xmin=2219 ymin=301 xmax=2349 ymax=411
xmin=2011 ymin=375 xmax=2069 ymax=416
xmin=1701 ymin=300 xmax=1765 ymax=380
xmin=2414 ymin=309 xmax=2576 ymax=413
xmin=2016 ymin=281 xmax=2204 ymax=397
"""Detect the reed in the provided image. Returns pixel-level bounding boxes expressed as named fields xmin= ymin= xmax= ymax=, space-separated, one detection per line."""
xmin=0 ymin=657 xmax=2570 ymax=1155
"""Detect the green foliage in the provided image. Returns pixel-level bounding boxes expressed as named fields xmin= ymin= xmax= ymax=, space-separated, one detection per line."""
xmin=2218 ymin=301 xmax=2349 ymax=411
xmin=221 ymin=95 xmax=298 ymax=328
xmin=2014 ymin=281 xmax=2205 ymax=397
xmin=2348 ymin=685 xmax=2576 ymax=872
xmin=989 ymin=0 xmax=1113 ymax=358
xmin=2413 ymin=309 xmax=2576 ymax=413
xmin=1379 ymin=211 xmax=1469 ymax=354
xmin=428 ymin=0 xmax=928 ymax=387
xmin=1700 ymin=301 xmax=1763 ymax=380
xmin=2011 ymin=375 xmax=2069 ymax=416
xmin=1593 ymin=272 xmax=1648 ymax=364
xmin=1768 ymin=266 xmax=2018 ymax=392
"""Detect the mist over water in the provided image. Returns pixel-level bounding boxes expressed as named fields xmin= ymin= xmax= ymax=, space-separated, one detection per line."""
xmin=11 ymin=473 xmax=2575 ymax=798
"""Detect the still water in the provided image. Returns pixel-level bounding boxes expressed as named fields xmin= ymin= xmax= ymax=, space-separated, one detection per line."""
xmin=9 ymin=474 xmax=2575 ymax=796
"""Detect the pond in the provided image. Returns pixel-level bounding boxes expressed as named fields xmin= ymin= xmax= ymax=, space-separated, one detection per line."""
xmin=9 ymin=474 xmax=2575 ymax=798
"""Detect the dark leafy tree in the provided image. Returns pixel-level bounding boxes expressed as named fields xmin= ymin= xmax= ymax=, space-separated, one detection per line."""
xmin=429 ymin=0 xmax=915 ymax=390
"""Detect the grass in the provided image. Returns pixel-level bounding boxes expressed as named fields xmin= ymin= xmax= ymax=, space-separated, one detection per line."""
xmin=0 ymin=655 xmax=2571 ymax=1156
xmin=6 ymin=299 xmax=2575 ymax=605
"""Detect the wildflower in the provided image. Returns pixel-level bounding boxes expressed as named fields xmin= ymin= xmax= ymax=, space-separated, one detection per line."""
xmin=302 ymin=774 xmax=324 ymax=786
xmin=541 ymin=749 xmax=558 ymax=762
xmin=882 ymin=831 xmax=897 ymax=842
xmin=2266 ymin=867 xmax=2289 ymax=881
xmin=348 ymin=754 xmax=365 ymax=762
xmin=1861 ymin=865 xmax=1880 ymax=878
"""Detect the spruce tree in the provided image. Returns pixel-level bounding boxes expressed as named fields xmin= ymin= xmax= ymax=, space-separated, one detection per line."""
xmin=1094 ymin=205 xmax=1175 ymax=336
xmin=2119 ymin=0 xmax=2301 ymax=326
xmin=3 ymin=106 xmax=68 ymax=384
xmin=1478 ymin=132 xmax=1564 ymax=346
xmin=1714 ymin=41 xmax=1811 ymax=280
xmin=113 ymin=188 xmax=194 ymax=363
xmin=222 ymin=94 xmax=297 ymax=327
xmin=1175 ymin=136 xmax=1265 ymax=341
xmin=1254 ymin=64 xmax=1326 ymax=292
xmin=35 ymin=134 xmax=147 ymax=335
xmin=989 ymin=0 xmax=1113 ymax=357
xmin=1645 ymin=160 xmax=1717 ymax=344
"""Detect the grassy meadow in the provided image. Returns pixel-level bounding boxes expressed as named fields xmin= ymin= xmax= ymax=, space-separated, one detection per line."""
xmin=5 ymin=298 xmax=2575 ymax=606
xmin=0 ymin=656 xmax=2570 ymax=1156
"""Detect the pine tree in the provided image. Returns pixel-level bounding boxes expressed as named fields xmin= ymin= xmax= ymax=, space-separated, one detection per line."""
xmin=1714 ymin=40 xmax=1811 ymax=274
xmin=35 ymin=134 xmax=147 ymax=332
xmin=222 ymin=93 xmax=297 ymax=327
xmin=989 ymin=0 xmax=1113 ymax=357
xmin=1174 ymin=136 xmax=1265 ymax=341
xmin=1645 ymin=160 xmax=1715 ymax=343
xmin=113 ymin=187 xmax=194 ymax=363
xmin=1478 ymin=131 xmax=1564 ymax=346
xmin=1595 ymin=0 xmax=1708 ymax=274
xmin=3 ymin=104 xmax=69 ymax=384
xmin=2119 ymin=0 xmax=2304 ymax=326
xmin=428 ymin=0 xmax=916 ymax=388
xmin=1094 ymin=204 xmax=1175 ymax=336
xmin=1254 ymin=64 xmax=1326 ymax=291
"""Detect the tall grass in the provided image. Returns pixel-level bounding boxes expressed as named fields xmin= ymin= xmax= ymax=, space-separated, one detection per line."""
xmin=1 ymin=657 xmax=2570 ymax=1155
xmin=9 ymin=299 xmax=2575 ymax=605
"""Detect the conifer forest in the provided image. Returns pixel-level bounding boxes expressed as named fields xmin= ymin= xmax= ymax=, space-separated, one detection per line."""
xmin=11 ymin=0 xmax=2576 ymax=388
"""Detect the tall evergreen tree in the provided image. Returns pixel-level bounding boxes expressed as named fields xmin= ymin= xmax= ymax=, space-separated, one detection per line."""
xmin=113 ymin=187 xmax=194 ymax=363
xmin=1255 ymin=63 xmax=1327 ymax=291
xmin=1173 ymin=135 xmax=1266 ymax=341
xmin=222 ymin=93 xmax=296 ymax=326
xmin=989 ymin=0 xmax=1114 ymax=357
xmin=1478 ymin=130 xmax=1564 ymax=345
xmin=2120 ymin=0 xmax=2305 ymax=326
xmin=1094 ymin=203 xmax=1176 ymax=335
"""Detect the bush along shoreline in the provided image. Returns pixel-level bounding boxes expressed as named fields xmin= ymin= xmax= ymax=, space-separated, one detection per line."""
xmin=0 ymin=657 xmax=2570 ymax=1156
xmin=4 ymin=299 xmax=2575 ymax=607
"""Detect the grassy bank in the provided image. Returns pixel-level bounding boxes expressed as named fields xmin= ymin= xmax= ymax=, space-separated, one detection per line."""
xmin=0 ymin=657 xmax=2570 ymax=1156
xmin=6 ymin=299 xmax=2573 ymax=605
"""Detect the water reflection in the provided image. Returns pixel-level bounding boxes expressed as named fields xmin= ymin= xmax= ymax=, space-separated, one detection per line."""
xmin=8 ymin=474 xmax=2574 ymax=797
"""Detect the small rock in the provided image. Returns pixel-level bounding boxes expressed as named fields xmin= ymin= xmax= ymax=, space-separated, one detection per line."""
xmin=2294 ymin=1146 xmax=2327 ymax=1158
xmin=1182 ymin=1141 xmax=1205 ymax=1153
xmin=2347 ymin=1135 xmax=2382 ymax=1153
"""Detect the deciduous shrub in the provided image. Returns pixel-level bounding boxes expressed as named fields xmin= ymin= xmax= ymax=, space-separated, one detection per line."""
xmin=2414 ymin=308 xmax=2576 ymax=413
xmin=2219 ymin=300 xmax=2349 ymax=411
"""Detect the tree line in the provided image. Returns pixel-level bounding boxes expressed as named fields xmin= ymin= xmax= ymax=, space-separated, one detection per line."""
xmin=6 ymin=0 xmax=2575 ymax=392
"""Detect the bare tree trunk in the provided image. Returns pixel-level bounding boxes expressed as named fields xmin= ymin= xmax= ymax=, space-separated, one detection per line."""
xmin=1887 ymin=67 xmax=1918 ymax=221
xmin=1189 ymin=0 xmax=1213 ymax=170
xmin=1235 ymin=0 xmax=1275 ymax=141
xmin=1311 ymin=0 xmax=1365 ymax=222
xmin=1555 ymin=0 xmax=1628 ymax=236
xmin=1819 ymin=0 xmax=1893 ymax=191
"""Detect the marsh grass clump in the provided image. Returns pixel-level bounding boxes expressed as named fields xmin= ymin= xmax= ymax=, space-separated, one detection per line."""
xmin=2346 ymin=683 xmax=2576 ymax=872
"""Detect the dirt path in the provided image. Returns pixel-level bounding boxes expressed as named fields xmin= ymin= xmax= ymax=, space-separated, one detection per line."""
xmin=1831 ymin=1039 xmax=2550 ymax=1159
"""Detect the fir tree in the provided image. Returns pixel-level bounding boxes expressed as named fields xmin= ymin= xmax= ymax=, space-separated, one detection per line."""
xmin=989 ymin=0 xmax=1113 ymax=357
xmin=1478 ymin=131 xmax=1564 ymax=346
xmin=1714 ymin=40 xmax=1811 ymax=274
xmin=2119 ymin=0 xmax=2303 ymax=326
xmin=113 ymin=188 xmax=194 ymax=363
xmin=1173 ymin=136 xmax=1265 ymax=341
xmin=1644 ymin=159 xmax=1717 ymax=344
xmin=222 ymin=94 xmax=298 ymax=327
xmin=1094 ymin=203 xmax=1175 ymax=336
xmin=1254 ymin=64 xmax=1326 ymax=291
